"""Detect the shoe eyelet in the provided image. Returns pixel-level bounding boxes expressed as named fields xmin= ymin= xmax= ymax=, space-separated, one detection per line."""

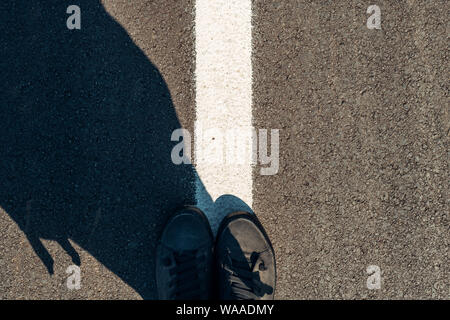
xmin=258 ymin=262 xmax=267 ymax=271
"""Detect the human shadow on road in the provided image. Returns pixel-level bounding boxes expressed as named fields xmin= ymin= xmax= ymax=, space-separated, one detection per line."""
xmin=0 ymin=0 xmax=203 ymax=299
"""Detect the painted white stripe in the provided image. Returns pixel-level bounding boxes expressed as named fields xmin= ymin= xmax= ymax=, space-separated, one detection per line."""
xmin=194 ymin=0 xmax=253 ymax=231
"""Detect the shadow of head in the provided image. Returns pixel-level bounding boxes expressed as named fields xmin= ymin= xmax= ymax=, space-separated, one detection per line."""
xmin=0 ymin=0 xmax=197 ymax=299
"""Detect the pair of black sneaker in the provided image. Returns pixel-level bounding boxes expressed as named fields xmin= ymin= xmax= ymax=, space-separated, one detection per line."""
xmin=156 ymin=206 xmax=276 ymax=300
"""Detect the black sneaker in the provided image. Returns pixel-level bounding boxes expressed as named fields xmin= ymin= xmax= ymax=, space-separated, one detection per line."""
xmin=156 ymin=206 xmax=214 ymax=299
xmin=215 ymin=211 xmax=276 ymax=300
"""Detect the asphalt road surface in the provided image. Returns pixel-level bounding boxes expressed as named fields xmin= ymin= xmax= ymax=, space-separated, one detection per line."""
xmin=0 ymin=0 xmax=448 ymax=299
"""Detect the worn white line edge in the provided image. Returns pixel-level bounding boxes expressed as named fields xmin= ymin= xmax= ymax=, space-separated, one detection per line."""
xmin=194 ymin=0 xmax=253 ymax=232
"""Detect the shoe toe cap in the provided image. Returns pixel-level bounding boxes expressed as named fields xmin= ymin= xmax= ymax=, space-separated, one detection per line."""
xmin=161 ymin=211 xmax=212 ymax=251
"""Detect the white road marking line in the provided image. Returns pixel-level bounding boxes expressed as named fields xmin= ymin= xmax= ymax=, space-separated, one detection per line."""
xmin=194 ymin=0 xmax=253 ymax=230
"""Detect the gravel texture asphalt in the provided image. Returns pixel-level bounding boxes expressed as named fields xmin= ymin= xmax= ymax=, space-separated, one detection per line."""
xmin=0 ymin=0 xmax=448 ymax=299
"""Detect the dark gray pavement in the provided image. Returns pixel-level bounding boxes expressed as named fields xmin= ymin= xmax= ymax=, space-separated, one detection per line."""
xmin=0 ymin=0 xmax=196 ymax=299
xmin=253 ymin=0 xmax=448 ymax=299
xmin=0 ymin=0 xmax=448 ymax=299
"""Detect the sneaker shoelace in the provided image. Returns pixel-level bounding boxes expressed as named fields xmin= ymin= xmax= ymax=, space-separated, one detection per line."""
xmin=168 ymin=250 xmax=206 ymax=299
xmin=224 ymin=253 xmax=267 ymax=300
